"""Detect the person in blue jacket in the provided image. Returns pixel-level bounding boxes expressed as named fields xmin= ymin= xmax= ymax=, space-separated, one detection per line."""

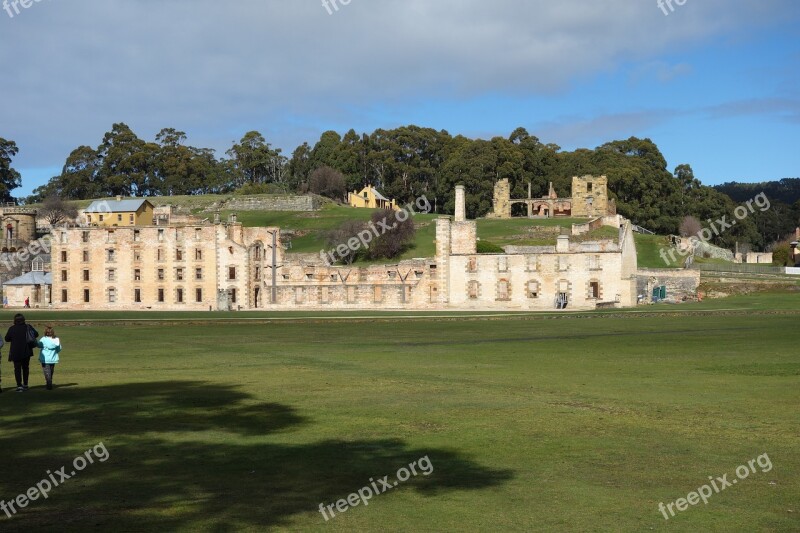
xmin=37 ymin=326 xmax=61 ymax=390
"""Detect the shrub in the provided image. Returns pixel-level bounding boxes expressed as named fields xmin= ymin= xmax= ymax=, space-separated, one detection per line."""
xmin=477 ymin=240 xmax=505 ymax=254
xmin=308 ymin=166 xmax=346 ymax=201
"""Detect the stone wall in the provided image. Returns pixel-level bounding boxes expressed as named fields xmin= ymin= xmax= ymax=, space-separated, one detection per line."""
xmin=571 ymin=175 xmax=610 ymax=218
xmin=487 ymin=179 xmax=511 ymax=218
xmin=635 ymin=268 xmax=700 ymax=301
xmin=1 ymin=207 xmax=37 ymax=248
xmin=222 ymin=195 xmax=322 ymax=212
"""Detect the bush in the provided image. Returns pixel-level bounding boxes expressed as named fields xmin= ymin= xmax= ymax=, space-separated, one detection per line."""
xmin=477 ymin=240 xmax=505 ymax=254
xmin=364 ymin=209 xmax=416 ymax=261
xmin=326 ymin=220 xmax=368 ymax=265
xmin=308 ymin=166 xmax=346 ymax=201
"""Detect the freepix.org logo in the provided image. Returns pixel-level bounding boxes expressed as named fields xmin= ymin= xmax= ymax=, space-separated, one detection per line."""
xmin=3 ymin=0 xmax=49 ymax=19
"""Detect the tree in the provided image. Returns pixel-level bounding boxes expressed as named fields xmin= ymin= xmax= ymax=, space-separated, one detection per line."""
xmin=326 ymin=220 xmax=368 ymax=265
xmin=364 ymin=208 xmax=416 ymax=260
xmin=154 ymin=128 xmax=227 ymax=195
xmin=0 ymin=138 xmax=22 ymax=202
xmin=226 ymin=131 xmax=284 ymax=187
xmin=679 ymin=216 xmax=702 ymax=237
xmin=96 ymin=123 xmax=159 ymax=196
xmin=38 ymin=195 xmax=79 ymax=227
xmin=308 ymin=166 xmax=346 ymax=200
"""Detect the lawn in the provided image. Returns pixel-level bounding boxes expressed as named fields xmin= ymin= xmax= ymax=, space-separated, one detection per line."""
xmin=1 ymin=294 xmax=798 ymax=531
xmin=635 ymin=233 xmax=685 ymax=268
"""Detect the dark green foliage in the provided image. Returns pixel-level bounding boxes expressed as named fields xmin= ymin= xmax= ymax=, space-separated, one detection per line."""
xmin=18 ymin=126 xmax=797 ymax=255
xmin=0 ymin=137 xmax=22 ymax=202
xmin=364 ymin=208 xmax=416 ymax=260
xmin=476 ymin=240 xmax=505 ymax=253
xmin=308 ymin=166 xmax=346 ymax=200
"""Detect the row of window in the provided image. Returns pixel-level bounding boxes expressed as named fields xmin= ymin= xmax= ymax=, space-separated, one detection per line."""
xmin=62 ymin=227 xmax=207 ymax=244
xmin=60 ymin=247 xmax=207 ymax=263
xmin=468 ymin=255 xmax=604 ymax=273
xmin=467 ymin=280 xmax=601 ymax=300
xmin=83 ymin=213 xmax=136 ymax=225
xmin=60 ymin=265 xmax=249 ymax=283
xmin=64 ymin=287 xmax=238 ymax=305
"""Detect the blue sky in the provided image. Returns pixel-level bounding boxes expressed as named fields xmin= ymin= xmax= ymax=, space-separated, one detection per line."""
xmin=1 ymin=0 xmax=798 ymax=197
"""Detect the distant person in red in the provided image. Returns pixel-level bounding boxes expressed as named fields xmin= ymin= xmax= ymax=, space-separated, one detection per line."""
xmin=24 ymin=297 xmax=30 ymax=308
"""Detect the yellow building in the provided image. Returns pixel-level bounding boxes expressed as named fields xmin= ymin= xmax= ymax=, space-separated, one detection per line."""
xmin=84 ymin=197 xmax=155 ymax=227
xmin=348 ymin=186 xmax=398 ymax=210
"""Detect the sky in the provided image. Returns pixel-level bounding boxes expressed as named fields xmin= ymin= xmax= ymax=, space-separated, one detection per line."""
xmin=1 ymin=0 xmax=799 ymax=197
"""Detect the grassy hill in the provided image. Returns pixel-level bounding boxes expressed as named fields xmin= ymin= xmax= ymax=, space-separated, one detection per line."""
xmin=224 ymin=206 xmax=617 ymax=261
xmin=50 ymin=194 xmax=678 ymax=266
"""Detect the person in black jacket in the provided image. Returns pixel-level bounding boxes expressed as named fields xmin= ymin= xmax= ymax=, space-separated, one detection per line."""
xmin=5 ymin=313 xmax=38 ymax=392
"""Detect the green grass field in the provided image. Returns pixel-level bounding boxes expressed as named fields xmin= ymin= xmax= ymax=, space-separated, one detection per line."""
xmin=1 ymin=294 xmax=798 ymax=531
xmin=231 ymin=205 xmax=620 ymax=261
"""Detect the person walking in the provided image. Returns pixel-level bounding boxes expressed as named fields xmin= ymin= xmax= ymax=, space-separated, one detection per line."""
xmin=0 ymin=336 xmax=4 ymax=393
xmin=37 ymin=326 xmax=61 ymax=390
xmin=24 ymin=297 xmax=30 ymax=309
xmin=5 ymin=313 xmax=38 ymax=392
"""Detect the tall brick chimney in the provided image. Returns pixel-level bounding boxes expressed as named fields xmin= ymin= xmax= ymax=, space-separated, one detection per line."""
xmin=455 ymin=185 xmax=466 ymax=222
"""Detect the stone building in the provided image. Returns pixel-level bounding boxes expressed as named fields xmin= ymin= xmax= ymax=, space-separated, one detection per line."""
xmin=271 ymin=185 xmax=637 ymax=310
xmin=1 ymin=205 xmax=38 ymax=251
xmin=488 ymin=176 xmax=615 ymax=219
xmin=3 ymin=271 xmax=51 ymax=308
xmin=50 ymin=218 xmax=279 ymax=311
xmin=50 ymin=186 xmax=639 ymax=311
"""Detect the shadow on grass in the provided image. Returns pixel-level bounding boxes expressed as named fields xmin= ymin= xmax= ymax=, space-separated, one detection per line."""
xmin=0 ymin=381 xmax=512 ymax=531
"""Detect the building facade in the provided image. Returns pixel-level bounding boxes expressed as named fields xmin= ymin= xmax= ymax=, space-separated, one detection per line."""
xmin=50 ymin=220 xmax=279 ymax=311
xmin=1 ymin=205 xmax=37 ymax=251
xmin=488 ymin=175 xmax=616 ymax=219
xmin=50 ymin=186 xmax=638 ymax=311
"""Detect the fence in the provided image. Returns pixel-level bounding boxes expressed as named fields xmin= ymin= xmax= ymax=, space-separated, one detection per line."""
xmin=695 ymin=263 xmax=789 ymax=275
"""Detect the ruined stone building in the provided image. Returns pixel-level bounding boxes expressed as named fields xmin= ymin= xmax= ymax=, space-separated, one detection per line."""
xmin=1 ymin=205 xmax=37 ymax=251
xmin=49 ymin=186 xmax=638 ymax=311
xmin=50 ymin=221 xmax=279 ymax=311
xmin=488 ymin=176 xmax=616 ymax=219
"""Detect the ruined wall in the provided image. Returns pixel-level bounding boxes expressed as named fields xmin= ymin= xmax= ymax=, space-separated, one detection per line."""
xmin=50 ymin=223 xmax=280 ymax=311
xmin=223 ymin=195 xmax=321 ymax=212
xmin=571 ymin=175 xmax=610 ymax=218
xmin=635 ymin=268 xmax=700 ymax=301
xmin=1 ymin=207 xmax=37 ymax=249
xmin=270 ymin=260 xmax=433 ymax=309
xmin=447 ymin=248 xmax=627 ymax=310
xmin=487 ymin=179 xmax=511 ymax=219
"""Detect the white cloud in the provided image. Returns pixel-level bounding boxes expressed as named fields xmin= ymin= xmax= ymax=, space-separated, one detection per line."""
xmin=0 ymin=0 xmax=794 ymax=170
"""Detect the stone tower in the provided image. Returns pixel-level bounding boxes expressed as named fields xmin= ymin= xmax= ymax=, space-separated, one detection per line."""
xmin=488 ymin=179 xmax=511 ymax=219
xmin=571 ymin=175 xmax=610 ymax=218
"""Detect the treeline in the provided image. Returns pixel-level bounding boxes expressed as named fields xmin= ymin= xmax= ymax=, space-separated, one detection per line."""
xmin=6 ymin=124 xmax=799 ymax=250
xmin=713 ymin=179 xmax=800 ymax=247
